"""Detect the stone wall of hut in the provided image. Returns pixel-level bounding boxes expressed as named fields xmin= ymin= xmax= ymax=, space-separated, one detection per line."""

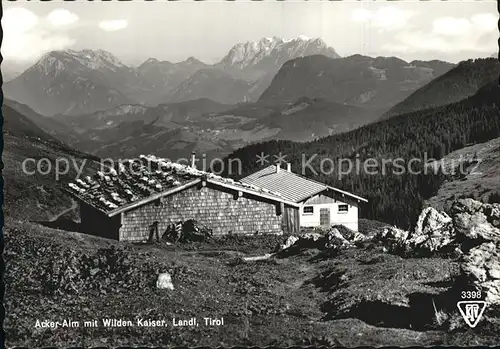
xmin=119 ymin=183 xmax=285 ymax=241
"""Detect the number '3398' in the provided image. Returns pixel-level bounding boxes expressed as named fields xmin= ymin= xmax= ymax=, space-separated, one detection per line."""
xmin=461 ymin=291 xmax=481 ymax=299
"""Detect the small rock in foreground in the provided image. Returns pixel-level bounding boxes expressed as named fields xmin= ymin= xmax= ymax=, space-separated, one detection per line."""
xmin=157 ymin=272 xmax=174 ymax=290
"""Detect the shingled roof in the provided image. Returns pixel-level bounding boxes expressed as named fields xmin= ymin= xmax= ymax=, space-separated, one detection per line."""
xmin=66 ymin=155 xmax=300 ymax=217
xmin=241 ymin=164 xmax=368 ymax=203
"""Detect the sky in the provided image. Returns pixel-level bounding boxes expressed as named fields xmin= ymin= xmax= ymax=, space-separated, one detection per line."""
xmin=2 ymin=0 xmax=498 ymax=71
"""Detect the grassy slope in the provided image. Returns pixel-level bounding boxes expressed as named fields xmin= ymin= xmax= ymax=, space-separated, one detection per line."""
xmin=5 ymin=221 xmax=500 ymax=347
xmin=3 ymin=134 xmax=101 ymax=221
xmin=424 ymin=137 xmax=500 ymax=211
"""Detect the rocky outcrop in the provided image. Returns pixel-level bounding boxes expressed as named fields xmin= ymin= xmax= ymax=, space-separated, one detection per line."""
xmin=461 ymin=242 xmax=500 ymax=304
xmin=375 ymin=199 xmax=500 ymax=304
xmin=275 ymin=236 xmax=299 ymax=252
xmin=332 ymin=225 xmax=369 ymax=244
xmin=324 ymin=228 xmax=353 ymax=251
xmin=276 ymin=226 xmax=367 ymax=253
xmin=374 ymin=226 xmax=409 ymax=254
xmin=451 ymin=199 xmax=500 ymax=241
xmin=451 ymin=199 xmax=500 ymax=304
xmin=406 ymin=207 xmax=455 ymax=254
xmin=301 ymin=232 xmax=323 ymax=242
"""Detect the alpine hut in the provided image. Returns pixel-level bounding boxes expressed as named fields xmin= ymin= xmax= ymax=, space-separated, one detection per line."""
xmin=241 ymin=163 xmax=367 ymax=231
xmin=66 ymin=154 xmax=302 ymax=241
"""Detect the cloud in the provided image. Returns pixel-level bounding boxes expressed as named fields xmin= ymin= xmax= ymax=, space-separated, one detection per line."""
xmin=351 ymin=6 xmax=415 ymax=32
xmin=381 ymin=13 xmax=498 ymax=56
xmin=432 ymin=14 xmax=496 ymax=37
xmin=46 ymin=9 xmax=79 ymax=27
xmin=351 ymin=9 xmax=372 ymax=23
xmin=470 ymin=13 xmax=498 ymax=32
xmin=432 ymin=17 xmax=471 ymax=36
xmin=3 ymin=32 xmax=76 ymax=62
xmin=2 ymin=7 xmax=75 ymax=62
xmin=2 ymin=7 xmax=39 ymax=34
xmin=99 ymin=20 xmax=128 ymax=32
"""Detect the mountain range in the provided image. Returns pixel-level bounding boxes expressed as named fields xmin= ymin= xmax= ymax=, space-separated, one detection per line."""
xmin=4 ymin=36 xmax=498 ymax=180
xmin=4 ymin=36 xmax=341 ymax=116
xmin=215 ymin=36 xmax=340 ymax=77
xmin=259 ymin=54 xmax=455 ymax=112
xmin=2 ymin=37 xmax=498 ymax=229
xmin=8 ymin=59 xmax=494 ymax=163
xmin=4 ymin=50 xmax=138 ymax=116
xmin=381 ymin=58 xmax=500 ymax=119
xmin=223 ymin=61 xmax=500 ymax=228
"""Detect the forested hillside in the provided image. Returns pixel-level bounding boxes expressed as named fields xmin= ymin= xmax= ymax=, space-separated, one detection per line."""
xmin=382 ymin=58 xmax=499 ymax=119
xmin=222 ymin=81 xmax=500 ymax=229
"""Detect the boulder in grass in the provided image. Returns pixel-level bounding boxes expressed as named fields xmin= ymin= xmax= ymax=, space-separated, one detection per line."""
xmin=297 ymin=232 xmax=323 ymax=249
xmin=406 ymin=207 xmax=455 ymax=255
xmin=352 ymin=231 xmax=369 ymax=243
xmin=301 ymin=232 xmax=322 ymax=242
xmin=331 ymin=224 xmax=357 ymax=241
xmin=413 ymin=207 xmax=453 ymax=238
xmin=275 ymin=235 xmax=299 ymax=252
xmin=374 ymin=207 xmax=454 ymax=255
xmin=375 ymin=226 xmax=409 ymax=251
xmin=324 ymin=228 xmax=353 ymax=251
xmin=451 ymin=199 xmax=500 ymax=241
xmin=156 ymin=272 xmax=174 ymax=290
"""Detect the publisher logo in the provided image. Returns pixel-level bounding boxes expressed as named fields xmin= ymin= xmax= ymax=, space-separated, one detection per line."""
xmin=457 ymin=301 xmax=488 ymax=328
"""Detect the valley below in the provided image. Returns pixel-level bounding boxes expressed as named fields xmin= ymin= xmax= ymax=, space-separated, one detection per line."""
xmin=9 ymin=95 xmax=380 ymax=165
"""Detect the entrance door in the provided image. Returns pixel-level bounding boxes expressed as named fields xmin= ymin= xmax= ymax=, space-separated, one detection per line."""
xmin=320 ymin=208 xmax=330 ymax=226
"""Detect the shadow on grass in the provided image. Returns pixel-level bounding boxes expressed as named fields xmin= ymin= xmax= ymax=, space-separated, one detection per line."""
xmin=36 ymin=217 xmax=121 ymax=241
xmin=36 ymin=218 xmax=84 ymax=233
xmin=307 ymin=265 xmax=470 ymax=332
xmin=322 ymin=291 xmax=460 ymax=331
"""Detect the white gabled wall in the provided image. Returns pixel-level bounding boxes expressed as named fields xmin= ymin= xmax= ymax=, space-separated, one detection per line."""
xmin=299 ymin=193 xmax=359 ymax=231
xmin=332 ymin=204 xmax=358 ymax=231
xmin=299 ymin=203 xmax=334 ymax=227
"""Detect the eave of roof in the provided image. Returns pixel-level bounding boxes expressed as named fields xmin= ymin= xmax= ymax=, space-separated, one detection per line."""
xmin=325 ymin=185 xmax=368 ymax=203
xmin=241 ymin=165 xmax=368 ymax=203
xmin=64 ymin=188 xmax=109 ymax=215
xmin=104 ymin=177 xmax=301 ymax=217
xmin=206 ymin=178 xmax=300 ymax=208
xmin=67 ymin=157 xmax=304 ymax=217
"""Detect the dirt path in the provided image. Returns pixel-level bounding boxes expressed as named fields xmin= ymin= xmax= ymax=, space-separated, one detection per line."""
xmin=49 ymin=199 xmax=78 ymax=222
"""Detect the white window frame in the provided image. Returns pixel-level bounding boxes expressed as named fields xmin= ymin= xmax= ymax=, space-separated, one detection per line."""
xmin=338 ymin=204 xmax=349 ymax=214
xmin=303 ymin=205 xmax=314 ymax=215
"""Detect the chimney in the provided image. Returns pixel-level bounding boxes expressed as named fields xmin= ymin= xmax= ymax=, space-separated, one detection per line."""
xmin=190 ymin=152 xmax=196 ymax=169
xmin=286 ymin=162 xmax=291 ymax=172
xmin=276 ymin=163 xmax=281 ymax=173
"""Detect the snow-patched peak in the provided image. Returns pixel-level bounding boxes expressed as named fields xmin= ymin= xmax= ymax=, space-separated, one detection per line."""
xmin=298 ymin=35 xmax=313 ymax=41
xmin=34 ymin=49 xmax=127 ymax=75
xmin=33 ymin=52 xmax=67 ymax=76
xmin=70 ymin=49 xmax=126 ymax=70
xmin=218 ymin=35 xmax=338 ymax=70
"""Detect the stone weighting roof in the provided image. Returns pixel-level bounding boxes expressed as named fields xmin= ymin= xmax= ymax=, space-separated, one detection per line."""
xmin=66 ymin=155 xmax=299 ymax=217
